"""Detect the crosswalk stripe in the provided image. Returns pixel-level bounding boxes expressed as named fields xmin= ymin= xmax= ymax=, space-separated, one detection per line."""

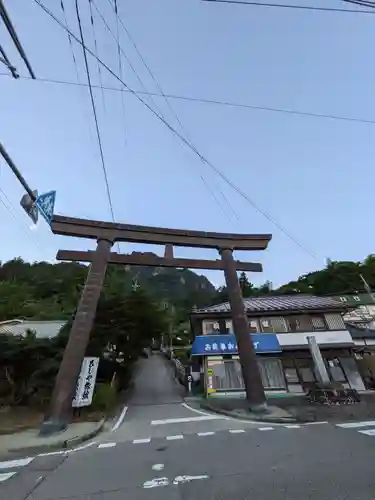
xmin=359 ymin=429 xmax=375 ymax=436
xmin=197 ymin=432 xmax=215 ymax=436
xmin=0 ymin=457 xmax=34 ymax=469
xmin=98 ymin=442 xmax=117 ymax=448
xmin=166 ymin=435 xmax=184 ymax=440
xmin=151 ymin=415 xmax=221 ymax=425
xmin=0 ymin=472 xmax=16 ymax=483
xmin=337 ymin=421 xmax=375 ymax=429
xmin=259 ymin=427 xmax=274 ymax=431
xmin=229 ymin=429 xmax=245 ymax=433
xmin=285 ymin=425 xmax=301 ymax=429
xmin=133 ymin=438 xmax=151 ymax=444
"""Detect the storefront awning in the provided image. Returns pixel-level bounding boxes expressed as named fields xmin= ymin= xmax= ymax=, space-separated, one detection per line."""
xmin=191 ymin=334 xmax=281 ymax=356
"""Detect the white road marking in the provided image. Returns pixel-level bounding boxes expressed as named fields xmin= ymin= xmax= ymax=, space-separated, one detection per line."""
xmin=143 ymin=477 xmax=169 ymax=488
xmin=258 ymin=427 xmax=274 ymax=431
xmin=70 ymin=441 xmax=98 ymax=453
xmin=0 ymin=472 xmax=16 ymax=482
xmin=337 ymin=421 xmax=375 ymax=429
xmin=0 ymin=457 xmax=34 ymax=469
xmin=38 ymin=450 xmax=66 ymax=457
xmin=359 ymin=429 xmax=375 ymax=436
xmin=285 ymin=425 xmax=301 ymax=429
xmin=152 ymin=463 xmax=165 ymax=471
xmin=304 ymin=421 xmax=328 ymax=425
xmin=166 ymin=435 xmax=184 ymax=440
xmin=98 ymin=442 xmax=117 ymax=449
xmin=111 ymin=404 xmax=128 ymax=432
xmin=173 ymin=474 xmax=209 ymax=485
xmin=197 ymin=431 xmax=215 ymax=436
xmin=151 ymin=415 xmax=222 ymax=425
xmin=133 ymin=438 xmax=151 ymax=444
xmin=229 ymin=429 xmax=245 ymax=433
xmin=182 ymin=402 xmax=225 ymax=418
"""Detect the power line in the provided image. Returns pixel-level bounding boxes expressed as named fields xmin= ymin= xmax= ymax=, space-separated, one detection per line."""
xmin=112 ymin=0 xmax=127 ymax=146
xmin=0 ymin=43 xmax=18 ymax=78
xmin=0 ymin=0 xmax=36 ymax=78
xmin=102 ymin=0 xmax=240 ymax=222
xmin=87 ymin=0 xmax=106 ymax=111
xmin=60 ymin=0 xmax=81 ymax=83
xmin=33 ymin=0 xmax=319 ymax=259
xmin=201 ymin=0 xmax=375 ymax=14
xmin=74 ymin=0 xmax=115 ymax=224
xmin=343 ymin=0 xmax=375 ymax=8
xmin=3 ymin=72 xmax=375 ymax=126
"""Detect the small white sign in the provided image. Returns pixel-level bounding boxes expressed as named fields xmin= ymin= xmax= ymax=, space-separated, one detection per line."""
xmin=72 ymin=357 xmax=99 ymax=408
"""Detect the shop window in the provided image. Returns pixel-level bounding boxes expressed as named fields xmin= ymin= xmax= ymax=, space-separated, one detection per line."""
xmin=324 ymin=313 xmax=345 ymax=331
xmin=327 ymin=359 xmax=346 ymax=383
xmin=225 ymin=320 xmax=233 ymax=333
xmin=248 ymin=319 xmax=259 ymax=333
xmin=202 ymin=321 xmax=220 ymax=335
xmin=286 ymin=315 xmax=313 ymax=332
xmin=311 ymin=315 xmax=327 ymax=331
xmin=260 ymin=316 xmax=287 ymax=333
xmin=258 ymin=359 xmax=286 ymax=389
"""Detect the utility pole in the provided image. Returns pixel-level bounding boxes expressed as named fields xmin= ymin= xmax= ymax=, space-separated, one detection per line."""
xmin=0 ymin=141 xmax=38 ymax=224
xmin=220 ymin=248 xmax=267 ymax=413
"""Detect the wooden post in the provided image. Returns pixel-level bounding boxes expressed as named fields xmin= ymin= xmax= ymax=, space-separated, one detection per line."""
xmin=220 ymin=248 xmax=267 ymax=412
xmin=40 ymin=238 xmax=113 ymax=435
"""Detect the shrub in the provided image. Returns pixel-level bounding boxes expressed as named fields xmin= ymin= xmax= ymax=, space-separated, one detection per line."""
xmin=91 ymin=383 xmax=117 ymax=412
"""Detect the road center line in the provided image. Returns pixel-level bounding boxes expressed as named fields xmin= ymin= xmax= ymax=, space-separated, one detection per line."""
xmin=151 ymin=415 xmax=222 ymax=425
xmin=197 ymin=431 xmax=215 ymax=436
xmin=229 ymin=429 xmax=246 ymax=433
xmin=133 ymin=438 xmax=151 ymax=444
xmin=258 ymin=427 xmax=274 ymax=431
xmin=166 ymin=435 xmax=184 ymax=440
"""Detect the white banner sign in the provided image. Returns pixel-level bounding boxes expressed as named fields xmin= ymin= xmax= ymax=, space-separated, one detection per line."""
xmin=72 ymin=357 xmax=99 ymax=408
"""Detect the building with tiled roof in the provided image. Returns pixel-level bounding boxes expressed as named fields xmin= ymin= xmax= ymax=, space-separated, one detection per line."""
xmin=188 ymin=294 xmax=366 ymax=396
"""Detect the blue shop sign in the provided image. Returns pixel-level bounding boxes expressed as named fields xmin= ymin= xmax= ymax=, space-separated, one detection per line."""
xmin=191 ymin=333 xmax=281 ymax=356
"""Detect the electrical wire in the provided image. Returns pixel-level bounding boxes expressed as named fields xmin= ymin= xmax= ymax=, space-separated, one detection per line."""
xmin=0 ymin=0 xmax=36 ymax=78
xmin=87 ymin=0 xmax=106 ymax=111
xmin=89 ymin=1 xmax=167 ymax=120
xmin=201 ymin=0 xmax=375 ymax=14
xmin=0 ymin=43 xmax=18 ymax=78
xmin=102 ymin=0 xmax=240 ymax=222
xmin=74 ymin=0 xmax=115 ymax=225
xmin=113 ymin=0 xmax=127 ymax=146
xmin=60 ymin=0 xmax=81 ymax=83
xmin=3 ymin=72 xmax=375 ymax=126
xmin=34 ymin=0 xmax=319 ymax=260
xmin=343 ymin=0 xmax=375 ymax=8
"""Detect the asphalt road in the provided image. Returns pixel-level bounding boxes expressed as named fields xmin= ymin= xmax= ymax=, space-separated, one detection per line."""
xmin=3 ymin=353 xmax=375 ymax=499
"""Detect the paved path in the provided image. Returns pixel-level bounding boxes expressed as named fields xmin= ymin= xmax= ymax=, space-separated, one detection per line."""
xmin=4 ymin=352 xmax=375 ymax=498
xmin=3 ymin=421 xmax=375 ymax=499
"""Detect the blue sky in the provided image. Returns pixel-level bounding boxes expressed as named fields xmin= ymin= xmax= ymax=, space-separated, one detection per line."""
xmin=1 ymin=0 xmax=375 ymax=288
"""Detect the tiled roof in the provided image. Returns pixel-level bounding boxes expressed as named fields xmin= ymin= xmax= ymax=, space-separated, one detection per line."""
xmin=194 ymin=294 xmax=346 ymax=314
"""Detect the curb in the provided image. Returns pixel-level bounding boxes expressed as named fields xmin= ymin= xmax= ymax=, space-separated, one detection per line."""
xmin=6 ymin=418 xmax=106 ymax=457
xmin=200 ymin=401 xmax=299 ymax=424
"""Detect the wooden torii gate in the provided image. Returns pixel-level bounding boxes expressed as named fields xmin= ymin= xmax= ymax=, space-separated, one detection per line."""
xmin=40 ymin=215 xmax=272 ymax=435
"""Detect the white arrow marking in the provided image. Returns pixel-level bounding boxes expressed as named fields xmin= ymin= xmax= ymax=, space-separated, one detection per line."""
xmin=173 ymin=474 xmax=209 ymax=485
xmin=143 ymin=477 xmax=169 ymax=488
xmin=152 ymin=463 xmax=165 ymax=471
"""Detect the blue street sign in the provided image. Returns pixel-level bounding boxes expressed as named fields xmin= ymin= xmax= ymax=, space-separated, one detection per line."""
xmin=35 ymin=190 xmax=56 ymax=225
xmin=190 ymin=334 xmax=281 ymax=356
